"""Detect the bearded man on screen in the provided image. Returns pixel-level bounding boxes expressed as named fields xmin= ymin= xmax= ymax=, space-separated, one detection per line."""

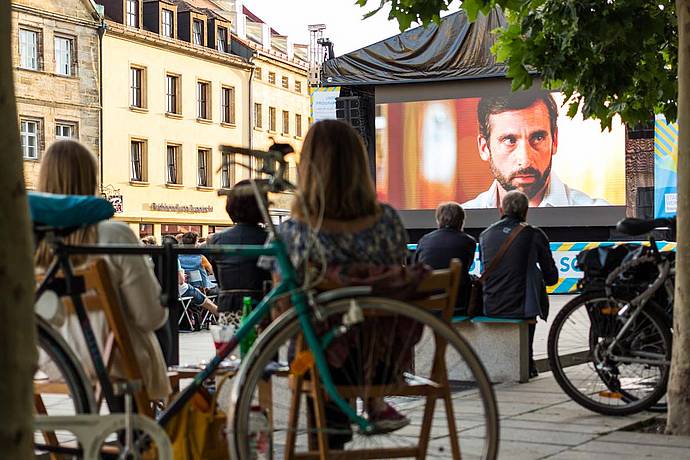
xmin=462 ymin=91 xmax=608 ymax=208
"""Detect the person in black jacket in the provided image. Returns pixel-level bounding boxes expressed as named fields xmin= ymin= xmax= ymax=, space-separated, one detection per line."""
xmin=207 ymin=180 xmax=271 ymax=315
xmin=479 ymin=190 xmax=558 ymax=378
xmin=414 ymin=202 xmax=476 ymax=315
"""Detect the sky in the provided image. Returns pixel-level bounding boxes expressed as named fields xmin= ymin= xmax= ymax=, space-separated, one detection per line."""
xmin=241 ymin=0 xmax=461 ymax=56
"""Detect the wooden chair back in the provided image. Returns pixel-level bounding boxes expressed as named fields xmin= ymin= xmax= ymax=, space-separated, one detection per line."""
xmin=38 ymin=258 xmax=154 ymax=417
xmin=284 ymin=258 xmax=464 ymax=460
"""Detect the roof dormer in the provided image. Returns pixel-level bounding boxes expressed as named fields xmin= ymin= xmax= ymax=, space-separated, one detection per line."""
xmin=142 ymin=0 xmax=177 ymax=39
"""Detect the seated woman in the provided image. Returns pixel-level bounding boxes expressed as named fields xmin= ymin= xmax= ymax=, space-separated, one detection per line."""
xmin=275 ymin=120 xmax=410 ymax=443
xmin=207 ymin=180 xmax=271 ymax=320
xmin=178 ymin=231 xmax=216 ymax=293
xmin=34 ymin=140 xmax=170 ymax=402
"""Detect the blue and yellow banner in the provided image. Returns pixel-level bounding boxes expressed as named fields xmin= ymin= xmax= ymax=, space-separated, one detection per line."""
xmin=408 ymin=241 xmax=676 ymax=294
xmin=654 ymin=115 xmax=678 ymax=218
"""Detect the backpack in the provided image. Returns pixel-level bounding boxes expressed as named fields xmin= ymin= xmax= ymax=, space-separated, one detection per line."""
xmin=575 ymin=244 xmax=639 ymax=291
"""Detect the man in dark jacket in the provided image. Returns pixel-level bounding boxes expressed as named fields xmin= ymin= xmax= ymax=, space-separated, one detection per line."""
xmin=479 ymin=190 xmax=558 ymax=378
xmin=415 ymin=202 xmax=476 ymax=314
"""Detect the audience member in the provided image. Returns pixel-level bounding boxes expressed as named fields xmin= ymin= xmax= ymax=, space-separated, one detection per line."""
xmin=207 ymin=180 xmax=271 ymax=315
xmin=479 ymin=190 xmax=558 ymax=378
xmin=414 ymin=202 xmax=476 ymax=314
xmin=34 ymin=140 xmax=170 ymax=400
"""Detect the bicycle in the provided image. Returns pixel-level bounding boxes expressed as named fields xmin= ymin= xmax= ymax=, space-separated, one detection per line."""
xmin=32 ymin=145 xmax=499 ymax=459
xmin=547 ymin=217 xmax=675 ymax=416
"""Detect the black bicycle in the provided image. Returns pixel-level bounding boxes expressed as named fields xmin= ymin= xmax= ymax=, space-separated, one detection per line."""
xmin=547 ymin=217 xmax=675 ymax=416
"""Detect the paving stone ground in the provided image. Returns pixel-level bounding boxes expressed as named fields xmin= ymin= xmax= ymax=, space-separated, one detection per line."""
xmin=177 ymin=295 xmax=690 ymax=459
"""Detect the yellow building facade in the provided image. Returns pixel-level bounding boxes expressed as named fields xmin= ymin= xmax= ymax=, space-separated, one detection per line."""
xmin=98 ymin=0 xmax=309 ymax=240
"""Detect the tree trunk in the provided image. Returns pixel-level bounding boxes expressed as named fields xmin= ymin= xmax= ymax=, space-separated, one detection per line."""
xmin=0 ymin=3 xmax=37 ymax=456
xmin=668 ymin=0 xmax=690 ymax=436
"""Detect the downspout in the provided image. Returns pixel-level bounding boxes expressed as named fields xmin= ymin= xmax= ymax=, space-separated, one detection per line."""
xmin=97 ymin=20 xmax=106 ymax=193
xmin=248 ymin=51 xmax=258 ymax=150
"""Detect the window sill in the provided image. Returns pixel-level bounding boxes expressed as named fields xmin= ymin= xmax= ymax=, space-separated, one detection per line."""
xmin=281 ymin=132 xmax=290 ymax=137
xmin=165 ymin=183 xmax=184 ymax=189
xmin=196 ymin=118 xmax=212 ymax=124
xmin=293 ymin=135 xmax=303 ymax=140
xmin=221 ymin=122 xmax=236 ymax=128
xmin=129 ymin=106 xmax=148 ymax=114
xmin=196 ymin=185 xmax=214 ymax=191
xmin=51 ymin=72 xmax=78 ymax=80
xmin=253 ymin=127 xmax=264 ymax=132
xmin=23 ymin=157 xmax=40 ymax=162
xmin=16 ymin=66 xmax=42 ymax=74
xmin=267 ymin=130 xmax=277 ymax=134
xmin=129 ymin=180 xmax=149 ymax=186
xmin=165 ymin=112 xmax=183 ymax=120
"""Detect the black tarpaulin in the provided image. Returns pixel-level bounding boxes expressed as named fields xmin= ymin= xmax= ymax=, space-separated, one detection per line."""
xmin=322 ymin=8 xmax=508 ymax=86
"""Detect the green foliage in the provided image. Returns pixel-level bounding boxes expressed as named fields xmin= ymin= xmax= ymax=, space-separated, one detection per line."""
xmin=357 ymin=0 xmax=678 ymax=128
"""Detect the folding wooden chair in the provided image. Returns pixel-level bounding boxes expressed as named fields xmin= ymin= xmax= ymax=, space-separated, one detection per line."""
xmin=285 ymin=259 xmax=463 ymax=460
xmin=34 ymin=259 xmax=173 ymax=419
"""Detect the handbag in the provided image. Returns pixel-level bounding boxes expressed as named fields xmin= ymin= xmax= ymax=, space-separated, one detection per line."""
xmin=166 ymin=374 xmax=232 ymax=460
xmin=467 ymin=223 xmax=527 ymax=316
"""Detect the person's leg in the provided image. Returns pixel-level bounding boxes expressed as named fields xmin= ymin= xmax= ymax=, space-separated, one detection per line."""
xmin=528 ymin=321 xmax=537 ymax=378
xmin=185 ymin=285 xmax=219 ymax=317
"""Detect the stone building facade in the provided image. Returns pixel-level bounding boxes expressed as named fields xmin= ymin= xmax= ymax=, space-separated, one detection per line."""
xmin=11 ymin=0 xmax=102 ymax=189
xmin=96 ymin=0 xmax=310 ymax=240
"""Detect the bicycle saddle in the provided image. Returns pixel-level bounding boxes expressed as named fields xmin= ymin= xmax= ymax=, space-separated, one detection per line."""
xmin=28 ymin=192 xmax=114 ymax=228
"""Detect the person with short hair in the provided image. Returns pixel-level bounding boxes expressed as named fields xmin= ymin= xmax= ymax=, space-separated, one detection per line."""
xmin=414 ymin=202 xmax=476 ymax=314
xmin=478 ymin=190 xmax=559 ymax=378
xmin=463 ymin=90 xmax=608 ymax=208
xmin=178 ymin=232 xmax=215 ymax=292
xmin=206 ymin=179 xmax=271 ymax=314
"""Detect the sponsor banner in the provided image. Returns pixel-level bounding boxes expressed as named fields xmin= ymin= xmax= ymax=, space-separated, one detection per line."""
xmin=310 ymin=86 xmax=340 ymax=122
xmin=654 ymin=115 xmax=678 ymax=218
xmin=407 ymin=241 xmax=676 ymax=294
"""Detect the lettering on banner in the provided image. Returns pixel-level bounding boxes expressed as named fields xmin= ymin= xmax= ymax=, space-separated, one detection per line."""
xmin=149 ymin=203 xmax=214 ymax=213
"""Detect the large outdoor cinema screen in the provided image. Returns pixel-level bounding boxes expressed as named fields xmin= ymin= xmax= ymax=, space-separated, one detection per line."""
xmin=374 ymin=90 xmax=625 ymax=211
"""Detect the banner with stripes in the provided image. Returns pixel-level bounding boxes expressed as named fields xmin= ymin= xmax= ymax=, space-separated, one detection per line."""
xmin=407 ymin=241 xmax=676 ymax=294
xmin=310 ymin=86 xmax=341 ymax=122
xmin=654 ymin=115 xmax=678 ymax=218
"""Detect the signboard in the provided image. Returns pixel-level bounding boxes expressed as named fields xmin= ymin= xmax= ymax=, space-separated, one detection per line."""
xmin=654 ymin=115 xmax=678 ymax=218
xmin=310 ymin=86 xmax=340 ymax=122
xmin=408 ymin=241 xmax=676 ymax=294
xmin=149 ymin=203 xmax=213 ymax=213
xmin=108 ymin=195 xmax=123 ymax=213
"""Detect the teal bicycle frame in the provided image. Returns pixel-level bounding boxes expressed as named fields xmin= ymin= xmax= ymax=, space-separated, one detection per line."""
xmin=158 ymin=182 xmax=372 ymax=432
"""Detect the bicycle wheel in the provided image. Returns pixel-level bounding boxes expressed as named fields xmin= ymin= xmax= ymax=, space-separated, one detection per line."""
xmin=34 ymin=316 xmax=96 ymax=455
xmin=229 ymin=296 xmax=499 ymax=460
xmin=547 ymin=292 xmax=671 ymax=416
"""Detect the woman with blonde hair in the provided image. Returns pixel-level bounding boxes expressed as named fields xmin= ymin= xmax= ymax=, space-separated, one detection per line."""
xmin=35 ymin=139 xmax=171 ymax=401
xmin=277 ymin=120 xmax=410 ymax=446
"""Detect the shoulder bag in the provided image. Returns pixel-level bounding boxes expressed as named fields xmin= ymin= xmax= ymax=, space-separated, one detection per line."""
xmin=467 ymin=223 xmax=527 ymax=316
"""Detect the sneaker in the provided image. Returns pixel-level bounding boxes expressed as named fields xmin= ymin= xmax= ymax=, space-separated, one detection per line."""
xmin=368 ymin=403 xmax=410 ymax=434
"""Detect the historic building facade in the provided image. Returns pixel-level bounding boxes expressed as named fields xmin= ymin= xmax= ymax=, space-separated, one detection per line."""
xmin=97 ymin=0 xmax=309 ymax=240
xmin=11 ymin=0 xmax=102 ymax=189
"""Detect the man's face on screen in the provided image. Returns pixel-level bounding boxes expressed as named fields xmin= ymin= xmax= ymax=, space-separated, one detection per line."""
xmin=478 ymin=100 xmax=557 ymax=199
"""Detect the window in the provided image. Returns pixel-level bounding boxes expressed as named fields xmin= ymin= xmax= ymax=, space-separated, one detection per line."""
xmin=161 ymin=9 xmax=174 ymax=38
xmin=165 ymin=74 xmax=180 ymax=114
xmin=282 ymin=110 xmax=289 ymax=135
xmin=295 ymin=80 xmax=302 ymax=93
xmin=54 ymin=36 xmax=73 ymax=76
xmin=295 ymin=114 xmax=302 ymax=137
xmin=19 ymin=29 xmax=39 ymax=70
xmin=253 ymin=103 xmax=262 ymax=128
xmin=221 ymin=86 xmax=235 ymax=124
xmin=221 ymin=152 xmax=235 ymax=188
xmin=217 ymin=26 xmax=228 ymax=52
xmin=126 ymin=0 xmax=139 ymax=28
xmin=130 ymin=140 xmax=146 ymax=182
xmin=20 ymin=119 xmax=40 ymax=159
xmin=197 ymin=148 xmax=211 ymax=187
xmin=268 ymin=107 xmax=276 ymax=131
xmin=196 ymin=81 xmax=210 ymax=119
xmin=55 ymin=122 xmax=76 ymax=140
xmin=166 ymin=144 xmax=181 ymax=184
xmin=130 ymin=66 xmax=145 ymax=108
xmin=254 ymin=67 xmax=262 ymax=80
xmin=281 ymin=76 xmax=289 ymax=89
xmin=268 ymin=72 xmax=275 ymax=84
xmin=192 ymin=19 xmax=204 ymax=45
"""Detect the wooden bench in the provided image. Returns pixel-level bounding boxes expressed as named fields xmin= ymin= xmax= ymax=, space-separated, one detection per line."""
xmin=451 ymin=315 xmax=536 ymax=383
